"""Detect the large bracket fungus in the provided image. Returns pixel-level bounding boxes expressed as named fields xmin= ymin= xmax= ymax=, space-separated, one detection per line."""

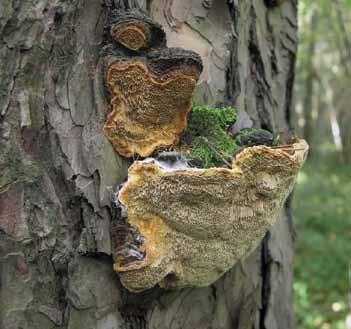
xmin=113 ymin=141 xmax=308 ymax=292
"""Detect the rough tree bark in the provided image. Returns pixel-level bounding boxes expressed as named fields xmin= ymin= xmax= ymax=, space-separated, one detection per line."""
xmin=0 ymin=1 xmax=298 ymax=329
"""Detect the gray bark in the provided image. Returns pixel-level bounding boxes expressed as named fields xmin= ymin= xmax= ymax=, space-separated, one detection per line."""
xmin=0 ymin=1 xmax=298 ymax=329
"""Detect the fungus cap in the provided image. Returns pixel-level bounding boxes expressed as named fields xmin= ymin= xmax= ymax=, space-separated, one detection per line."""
xmin=113 ymin=140 xmax=308 ymax=292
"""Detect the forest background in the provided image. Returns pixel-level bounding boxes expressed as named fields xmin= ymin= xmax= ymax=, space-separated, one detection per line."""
xmin=293 ymin=1 xmax=351 ymax=328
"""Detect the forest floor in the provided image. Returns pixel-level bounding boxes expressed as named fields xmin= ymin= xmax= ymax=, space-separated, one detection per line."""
xmin=293 ymin=150 xmax=351 ymax=329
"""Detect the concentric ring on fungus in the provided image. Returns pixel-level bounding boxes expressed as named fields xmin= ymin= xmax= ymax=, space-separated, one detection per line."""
xmin=103 ymin=49 xmax=203 ymax=158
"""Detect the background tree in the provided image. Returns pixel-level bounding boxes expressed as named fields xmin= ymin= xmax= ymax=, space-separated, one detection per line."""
xmin=293 ymin=1 xmax=351 ymax=328
xmin=294 ymin=0 xmax=351 ymax=163
xmin=0 ymin=1 xmax=298 ymax=328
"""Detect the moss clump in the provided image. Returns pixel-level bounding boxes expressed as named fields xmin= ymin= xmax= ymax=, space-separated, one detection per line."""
xmin=182 ymin=105 xmax=237 ymax=168
xmin=233 ymin=128 xmax=274 ymax=148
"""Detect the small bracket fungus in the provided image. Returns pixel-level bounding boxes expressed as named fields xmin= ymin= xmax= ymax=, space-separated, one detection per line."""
xmin=109 ymin=10 xmax=166 ymax=51
xmin=113 ymin=140 xmax=308 ymax=292
xmin=103 ymin=49 xmax=203 ymax=157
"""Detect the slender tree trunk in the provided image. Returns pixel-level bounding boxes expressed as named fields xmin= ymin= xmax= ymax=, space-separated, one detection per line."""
xmin=302 ymin=12 xmax=317 ymax=149
xmin=334 ymin=0 xmax=351 ymax=163
xmin=336 ymin=80 xmax=351 ymax=163
xmin=335 ymin=0 xmax=351 ymax=78
xmin=0 ymin=1 xmax=298 ymax=328
xmin=339 ymin=110 xmax=351 ymax=164
xmin=318 ymin=78 xmax=343 ymax=154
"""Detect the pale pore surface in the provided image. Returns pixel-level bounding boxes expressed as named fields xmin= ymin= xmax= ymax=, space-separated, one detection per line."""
xmin=116 ymin=140 xmax=308 ymax=292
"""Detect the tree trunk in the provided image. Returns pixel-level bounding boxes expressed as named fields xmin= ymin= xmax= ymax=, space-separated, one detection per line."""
xmin=335 ymin=0 xmax=351 ymax=78
xmin=0 ymin=1 xmax=298 ymax=329
xmin=302 ymin=12 xmax=317 ymax=150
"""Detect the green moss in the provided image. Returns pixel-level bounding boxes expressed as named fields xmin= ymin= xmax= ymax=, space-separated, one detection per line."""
xmin=183 ymin=105 xmax=237 ymax=168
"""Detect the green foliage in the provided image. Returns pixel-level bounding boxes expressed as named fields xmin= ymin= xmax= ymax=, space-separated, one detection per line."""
xmin=183 ymin=104 xmax=237 ymax=168
xmin=294 ymin=153 xmax=351 ymax=329
xmin=187 ymin=104 xmax=237 ymax=133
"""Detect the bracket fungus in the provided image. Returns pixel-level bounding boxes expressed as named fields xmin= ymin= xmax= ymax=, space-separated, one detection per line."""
xmin=103 ymin=10 xmax=308 ymax=293
xmin=112 ymin=140 xmax=308 ymax=292
xmin=103 ymin=9 xmax=203 ymax=158
xmin=109 ymin=10 xmax=166 ymax=51
xmin=103 ymin=49 xmax=203 ymax=157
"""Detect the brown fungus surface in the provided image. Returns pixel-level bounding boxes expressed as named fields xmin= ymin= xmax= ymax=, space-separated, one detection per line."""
xmin=109 ymin=10 xmax=166 ymax=51
xmin=114 ymin=140 xmax=308 ymax=292
xmin=103 ymin=48 xmax=203 ymax=157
